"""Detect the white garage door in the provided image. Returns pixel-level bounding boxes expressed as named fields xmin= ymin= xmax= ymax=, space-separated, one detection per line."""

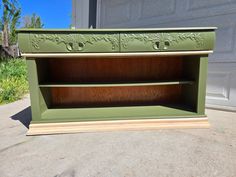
xmin=97 ymin=0 xmax=236 ymax=110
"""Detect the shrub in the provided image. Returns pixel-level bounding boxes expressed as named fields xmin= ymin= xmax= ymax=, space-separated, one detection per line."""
xmin=0 ymin=58 xmax=28 ymax=104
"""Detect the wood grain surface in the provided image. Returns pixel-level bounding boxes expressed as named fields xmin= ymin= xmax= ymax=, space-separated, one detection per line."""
xmin=44 ymin=56 xmax=185 ymax=108
xmin=51 ymin=85 xmax=182 ymax=108
xmin=47 ymin=56 xmax=183 ymax=83
xmin=27 ymin=117 xmax=210 ymax=135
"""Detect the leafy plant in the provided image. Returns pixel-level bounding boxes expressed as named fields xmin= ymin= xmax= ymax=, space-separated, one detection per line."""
xmin=0 ymin=58 xmax=28 ymax=104
xmin=0 ymin=0 xmax=21 ymax=45
xmin=22 ymin=13 xmax=44 ymax=28
xmin=0 ymin=76 xmax=28 ymax=103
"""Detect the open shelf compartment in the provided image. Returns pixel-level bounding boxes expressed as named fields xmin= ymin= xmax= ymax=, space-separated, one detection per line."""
xmin=35 ymin=55 xmax=201 ymax=120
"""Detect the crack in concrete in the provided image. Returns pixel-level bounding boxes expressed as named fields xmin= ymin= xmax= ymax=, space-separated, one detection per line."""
xmin=0 ymin=139 xmax=33 ymax=153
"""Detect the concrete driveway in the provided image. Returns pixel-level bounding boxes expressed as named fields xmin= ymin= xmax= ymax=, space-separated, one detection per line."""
xmin=0 ymin=95 xmax=235 ymax=177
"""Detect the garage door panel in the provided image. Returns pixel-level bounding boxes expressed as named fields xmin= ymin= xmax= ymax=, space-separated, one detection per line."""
xmin=185 ymin=0 xmax=236 ymax=19
xmin=207 ymin=72 xmax=230 ymax=101
xmin=100 ymin=0 xmax=132 ymax=27
xmin=207 ymin=63 xmax=236 ymax=107
xmin=140 ymin=0 xmax=176 ymax=19
xmin=186 ymin=0 xmax=234 ymax=11
xmin=98 ymin=0 xmax=236 ymax=28
xmin=214 ymin=26 xmax=235 ymax=53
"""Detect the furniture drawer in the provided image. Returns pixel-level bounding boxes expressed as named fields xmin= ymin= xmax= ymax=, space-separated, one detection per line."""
xmin=19 ymin=32 xmax=119 ymax=53
xmin=120 ymin=31 xmax=215 ymax=52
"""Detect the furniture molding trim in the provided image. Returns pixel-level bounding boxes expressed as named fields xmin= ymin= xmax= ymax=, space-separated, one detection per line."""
xmin=27 ymin=117 xmax=210 ymax=135
xmin=21 ymin=51 xmax=213 ymax=58
xmin=17 ymin=27 xmax=217 ymax=32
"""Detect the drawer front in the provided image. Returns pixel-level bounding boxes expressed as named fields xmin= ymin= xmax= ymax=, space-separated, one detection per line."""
xmin=120 ymin=31 xmax=215 ymax=52
xmin=28 ymin=32 xmax=119 ymax=53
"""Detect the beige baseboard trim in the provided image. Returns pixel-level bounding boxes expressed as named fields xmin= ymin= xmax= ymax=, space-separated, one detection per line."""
xmin=27 ymin=117 xmax=210 ymax=136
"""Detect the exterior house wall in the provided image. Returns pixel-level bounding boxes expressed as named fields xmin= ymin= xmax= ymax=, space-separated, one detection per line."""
xmin=73 ymin=0 xmax=236 ymax=110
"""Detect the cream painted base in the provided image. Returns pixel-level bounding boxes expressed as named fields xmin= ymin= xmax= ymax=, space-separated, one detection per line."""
xmin=27 ymin=117 xmax=210 ymax=135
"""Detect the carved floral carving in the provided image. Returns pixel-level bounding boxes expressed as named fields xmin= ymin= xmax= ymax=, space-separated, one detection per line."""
xmin=31 ymin=33 xmax=119 ymax=52
xmin=121 ymin=32 xmax=204 ymax=50
xmin=30 ymin=32 xmax=205 ymax=52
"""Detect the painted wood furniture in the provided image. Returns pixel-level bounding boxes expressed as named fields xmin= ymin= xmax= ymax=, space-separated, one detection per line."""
xmin=17 ymin=27 xmax=216 ymax=135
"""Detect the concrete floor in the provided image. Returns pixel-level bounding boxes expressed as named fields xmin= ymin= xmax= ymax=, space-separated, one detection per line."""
xmin=0 ymin=95 xmax=236 ymax=177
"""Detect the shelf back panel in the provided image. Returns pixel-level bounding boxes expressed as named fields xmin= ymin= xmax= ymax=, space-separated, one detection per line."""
xmin=42 ymin=56 xmax=184 ymax=83
xmin=50 ymin=85 xmax=182 ymax=108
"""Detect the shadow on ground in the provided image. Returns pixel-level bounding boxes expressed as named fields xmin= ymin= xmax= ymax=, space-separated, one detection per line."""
xmin=11 ymin=106 xmax=32 ymax=129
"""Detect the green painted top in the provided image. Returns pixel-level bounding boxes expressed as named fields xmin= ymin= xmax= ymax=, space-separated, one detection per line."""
xmin=16 ymin=27 xmax=217 ymax=32
xmin=17 ymin=27 xmax=216 ymax=54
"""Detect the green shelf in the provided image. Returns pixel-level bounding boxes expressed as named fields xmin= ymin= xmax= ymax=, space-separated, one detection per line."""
xmin=37 ymin=105 xmax=200 ymax=123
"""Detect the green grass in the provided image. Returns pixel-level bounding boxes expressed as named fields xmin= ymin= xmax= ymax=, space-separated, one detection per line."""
xmin=0 ymin=58 xmax=28 ymax=104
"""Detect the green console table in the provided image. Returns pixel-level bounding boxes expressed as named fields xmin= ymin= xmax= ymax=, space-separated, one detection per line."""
xmin=17 ymin=27 xmax=216 ymax=135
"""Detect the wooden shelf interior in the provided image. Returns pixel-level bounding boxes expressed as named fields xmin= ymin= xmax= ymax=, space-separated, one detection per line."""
xmin=36 ymin=55 xmax=200 ymax=111
xmin=38 ymin=56 xmax=186 ymax=83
